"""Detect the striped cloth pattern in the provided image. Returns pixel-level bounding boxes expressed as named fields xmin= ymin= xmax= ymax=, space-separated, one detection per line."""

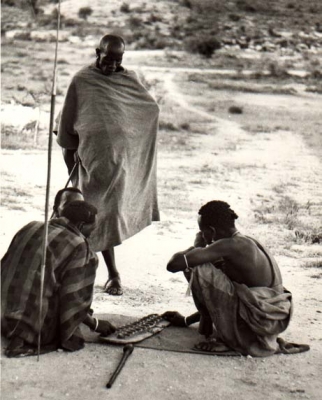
xmin=1 ymin=217 xmax=98 ymax=351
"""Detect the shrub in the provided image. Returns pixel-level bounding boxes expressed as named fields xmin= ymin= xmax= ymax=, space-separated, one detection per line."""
xmin=120 ymin=3 xmax=130 ymax=13
xmin=1 ymin=124 xmax=35 ymax=149
xmin=37 ymin=14 xmax=55 ymax=27
xmin=64 ymin=18 xmax=81 ymax=27
xmin=128 ymin=15 xmax=143 ymax=29
xmin=180 ymin=0 xmax=192 ymax=8
xmin=159 ymin=121 xmax=177 ymax=131
xmin=78 ymin=7 xmax=93 ymax=20
xmin=236 ymin=0 xmax=257 ymax=12
xmin=149 ymin=13 xmax=162 ymax=23
xmin=184 ymin=36 xmax=221 ymax=58
xmin=2 ymin=0 xmax=19 ymax=6
xmin=267 ymin=60 xmax=289 ymax=78
xmin=14 ymin=31 xmax=32 ymax=40
xmin=228 ymin=106 xmax=243 ymax=114
xmin=229 ymin=13 xmax=240 ymax=22
xmin=180 ymin=123 xmax=191 ymax=131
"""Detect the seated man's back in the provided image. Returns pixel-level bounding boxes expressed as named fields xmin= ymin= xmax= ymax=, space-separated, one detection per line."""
xmin=217 ymin=234 xmax=281 ymax=288
xmin=1 ymin=215 xmax=97 ymax=353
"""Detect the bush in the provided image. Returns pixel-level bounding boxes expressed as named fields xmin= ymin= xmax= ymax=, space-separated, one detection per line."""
xmin=14 ymin=31 xmax=32 ymax=40
xmin=180 ymin=0 xmax=192 ymax=8
xmin=149 ymin=13 xmax=162 ymax=23
xmin=267 ymin=60 xmax=289 ymax=78
xmin=184 ymin=36 xmax=221 ymax=58
xmin=135 ymin=32 xmax=168 ymax=50
xmin=228 ymin=106 xmax=243 ymax=114
xmin=63 ymin=18 xmax=81 ymax=27
xmin=1 ymin=124 xmax=35 ymax=149
xmin=180 ymin=123 xmax=191 ymax=131
xmin=128 ymin=15 xmax=143 ymax=29
xmin=159 ymin=121 xmax=177 ymax=131
xmin=120 ymin=3 xmax=130 ymax=13
xmin=236 ymin=0 xmax=257 ymax=12
xmin=78 ymin=7 xmax=93 ymax=20
xmin=2 ymin=0 xmax=16 ymax=5
xmin=229 ymin=13 xmax=240 ymax=22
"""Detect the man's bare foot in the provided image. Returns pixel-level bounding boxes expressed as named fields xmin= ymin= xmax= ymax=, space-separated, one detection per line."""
xmin=104 ymin=277 xmax=123 ymax=295
xmin=193 ymin=338 xmax=231 ymax=353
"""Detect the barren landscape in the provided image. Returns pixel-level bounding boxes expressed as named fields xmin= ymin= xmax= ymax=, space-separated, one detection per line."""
xmin=1 ymin=1 xmax=322 ymax=399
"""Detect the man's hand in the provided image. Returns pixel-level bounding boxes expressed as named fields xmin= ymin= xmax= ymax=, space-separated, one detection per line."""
xmin=73 ymin=151 xmax=80 ymax=163
xmin=194 ymin=231 xmax=207 ymax=248
xmin=162 ymin=311 xmax=187 ymax=327
xmin=95 ymin=320 xmax=116 ymax=336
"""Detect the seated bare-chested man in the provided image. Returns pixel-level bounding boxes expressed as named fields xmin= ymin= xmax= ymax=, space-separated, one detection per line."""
xmin=163 ymin=201 xmax=308 ymax=357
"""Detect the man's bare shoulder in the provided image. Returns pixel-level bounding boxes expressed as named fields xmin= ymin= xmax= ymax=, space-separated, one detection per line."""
xmin=208 ymin=233 xmax=252 ymax=251
xmin=207 ymin=234 xmax=266 ymax=263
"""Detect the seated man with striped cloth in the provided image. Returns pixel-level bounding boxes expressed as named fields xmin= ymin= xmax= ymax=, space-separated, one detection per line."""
xmin=1 ymin=197 xmax=115 ymax=357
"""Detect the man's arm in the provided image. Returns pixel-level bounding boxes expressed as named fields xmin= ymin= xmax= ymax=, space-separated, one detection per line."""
xmin=167 ymin=239 xmax=232 ymax=273
xmin=57 ymin=79 xmax=79 ymax=150
xmin=162 ymin=311 xmax=200 ymax=327
xmin=83 ymin=314 xmax=116 ymax=336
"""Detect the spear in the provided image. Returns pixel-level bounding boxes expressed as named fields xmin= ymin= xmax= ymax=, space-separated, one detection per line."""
xmin=37 ymin=0 xmax=61 ymax=361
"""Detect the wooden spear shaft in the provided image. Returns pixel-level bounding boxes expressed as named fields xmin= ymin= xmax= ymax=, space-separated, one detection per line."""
xmin=37 ymin=0 xmax=61 ymax=361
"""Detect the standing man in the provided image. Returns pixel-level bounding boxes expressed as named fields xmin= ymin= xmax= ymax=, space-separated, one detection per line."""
xmin=57 ymin=34 xmax=160 ymax=295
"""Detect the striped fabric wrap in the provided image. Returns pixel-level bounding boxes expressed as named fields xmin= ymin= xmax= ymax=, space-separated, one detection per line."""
xmin=1 ymin=217 xmax=98 ymax=351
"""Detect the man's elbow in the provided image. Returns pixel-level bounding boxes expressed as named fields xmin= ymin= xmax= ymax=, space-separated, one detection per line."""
xmin=166 ymin=255 xmax=181 ymax=273
xmin=167 ymin=261 xmax=175 ymax=273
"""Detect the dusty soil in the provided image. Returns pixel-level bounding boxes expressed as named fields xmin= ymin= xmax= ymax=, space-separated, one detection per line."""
xmin=1 ymin=50 xmax=322 ymax=399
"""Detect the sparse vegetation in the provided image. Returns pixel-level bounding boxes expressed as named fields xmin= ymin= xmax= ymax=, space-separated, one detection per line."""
xmin=184 ymin=36 xmax=221 ymax=58
xmin=253 ymin=194 xmax=321 ymax=248
xmin=303 ymin=260 xmax=322 ymax=269
xmin=78 ymin=7 xmax=93 ymax=21
xmin=1 ymin=124 xmax=39 ymax=149
xmin=120 ymin=2 xmax=130 ymax=13
xmin=228 ymin=106 xmax=243 ymax=114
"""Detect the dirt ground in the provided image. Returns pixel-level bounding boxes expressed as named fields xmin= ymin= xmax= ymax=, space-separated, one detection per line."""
xmin=1 ymin=49 xmax=322 ymax=399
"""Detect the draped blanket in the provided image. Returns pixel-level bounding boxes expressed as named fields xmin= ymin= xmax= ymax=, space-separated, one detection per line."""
xmin=57 ymin=65 xmax=160 ymax=251
xmin=192 ymin=261 xmax=293 ymax=357
xmin=1 ymin=218 xmax=98 ymax=351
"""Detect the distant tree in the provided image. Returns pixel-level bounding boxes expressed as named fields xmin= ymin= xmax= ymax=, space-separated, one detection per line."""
xmin=78 ymin=6 xmax=93 ymax=20
xmin=184 ymin=36 xmax=221 ymax=58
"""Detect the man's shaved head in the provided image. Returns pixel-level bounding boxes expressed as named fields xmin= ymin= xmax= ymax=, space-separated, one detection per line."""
xmin=96 ymin=34 xmax=125 ymax=76
xmin=98 ymin=35 xmax=125 ymax=51
xmin=198 ymin=201 xmax=238 ymax=230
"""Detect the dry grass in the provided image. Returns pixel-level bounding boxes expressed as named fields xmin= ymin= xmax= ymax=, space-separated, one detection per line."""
xmin=253 ymin=195 xmax=322 ymax=246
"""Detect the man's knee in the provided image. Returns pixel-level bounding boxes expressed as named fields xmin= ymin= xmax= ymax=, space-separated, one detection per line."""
xmin=192 ymin=262 xmax=235 ymax=296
